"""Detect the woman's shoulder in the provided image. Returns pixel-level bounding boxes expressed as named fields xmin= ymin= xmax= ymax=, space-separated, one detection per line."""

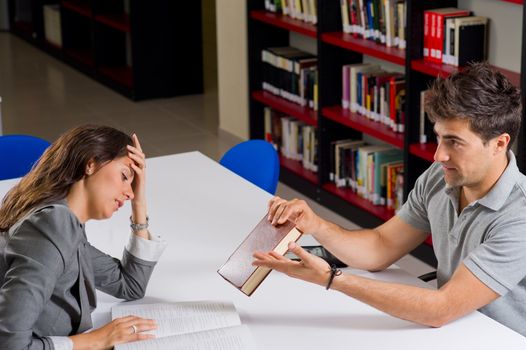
xmin=9 ymin=201 xmax=85 ymax=251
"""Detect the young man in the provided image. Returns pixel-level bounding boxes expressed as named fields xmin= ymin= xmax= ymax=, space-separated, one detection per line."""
xmin=253 ymin=62 xmax=526 ymax=336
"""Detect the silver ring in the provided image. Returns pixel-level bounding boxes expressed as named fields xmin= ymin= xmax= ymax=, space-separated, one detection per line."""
xmin=131 ymin=324 xmax=138 ymax=334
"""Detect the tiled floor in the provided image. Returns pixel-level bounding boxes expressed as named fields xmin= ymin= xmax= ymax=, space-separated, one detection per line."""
xmin=0 ymin=32 xmax=434 ymax=279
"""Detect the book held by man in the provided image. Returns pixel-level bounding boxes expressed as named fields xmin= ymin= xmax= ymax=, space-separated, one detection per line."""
xmin=217 ymin=215 xmax=303 ymax=296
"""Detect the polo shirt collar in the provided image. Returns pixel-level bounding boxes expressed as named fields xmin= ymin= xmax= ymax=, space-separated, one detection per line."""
xmin=443 ymin=151 xmax=519 ymax=211
xmin=477 ymin=151 xmax=520 ymax=211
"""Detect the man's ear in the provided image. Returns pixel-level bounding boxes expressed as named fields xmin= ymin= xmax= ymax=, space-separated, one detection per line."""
xmin=494 ymin=133 xmax=511 ymax=155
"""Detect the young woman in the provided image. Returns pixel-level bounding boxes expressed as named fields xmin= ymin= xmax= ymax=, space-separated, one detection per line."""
xmin=0 ymin=125 xmax=167 ymax=349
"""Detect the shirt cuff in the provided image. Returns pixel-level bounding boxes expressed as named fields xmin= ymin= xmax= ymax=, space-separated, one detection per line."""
xmin=126 ymin=230 xmax=167 ymax=262
xmin=48 ymin=336 xmax=73 ymax=350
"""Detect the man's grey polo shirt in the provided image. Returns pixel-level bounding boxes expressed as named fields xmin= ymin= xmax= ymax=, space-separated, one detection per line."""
xmin=398 ymin=151 xmax=526 ymax=336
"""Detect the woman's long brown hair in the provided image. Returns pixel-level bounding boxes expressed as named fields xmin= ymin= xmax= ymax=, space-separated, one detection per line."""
xmin=0 ymin=125 xmax=132 ymax=231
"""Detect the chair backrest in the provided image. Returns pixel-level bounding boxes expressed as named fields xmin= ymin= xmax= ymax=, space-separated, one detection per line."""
xmin=0 ymin=135 xmax=51 ymax=180
xmin=219 ymin=140 xmax=280 ymax=194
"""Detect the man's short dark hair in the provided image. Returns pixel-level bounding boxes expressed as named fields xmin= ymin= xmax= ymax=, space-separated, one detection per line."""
xmin=425 ymin=62 xmax=522 ymax=149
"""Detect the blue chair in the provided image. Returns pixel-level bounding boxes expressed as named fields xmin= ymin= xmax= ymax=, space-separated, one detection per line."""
xmin=0 ymin=135 xmax=51 ymax=180
xmin=220 ymin=140 xmax=280 ymax=194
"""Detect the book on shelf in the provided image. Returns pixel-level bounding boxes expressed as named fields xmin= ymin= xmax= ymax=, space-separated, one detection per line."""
xmin=261 ymin=46 xmax=318 ymax=109
xmin=264 ymin=107 xmax=318 ymax=172
xmin=218 ymin=215 xmax=303 ymax=296
xmin=328 ymin=140 xmax=403 ymax=208
xmin=43 ymin=4 xmax=62 ymax=47
xmin=423 ymin=8 xmax=471 ymax=63
xmin=357 ymin=145 xmax=391 ymax=199
xmin=386 ymin=162 xmax=404 ymax=211
xmin=341 ymin=0 xmax=351 ymax=34
xmin=112 ymin=301 xmax=257 ymax=350
xmin=347 ymin=63 xmax=381 ymax=113
xmin=452 ymin=16 xmax=489 ymax=67
xmin=342 ymin=63 xmax=405 ymax=132
xmin=265 ymin=0 xmax=318 ymax=24
xmin=15 ymin=0 xmax=32 ymax=23
xmin=389 ymin=75 xmax=405 ymax=133
xmin=340 ymin=0 xmax=406 ymax=48
xmin=333 ymin=139 xmax=366 ymax=189
xmin=371 ymin=148 xmax=403 ymax=205
xmin=396 ymin=0 xmax=406 ymax=49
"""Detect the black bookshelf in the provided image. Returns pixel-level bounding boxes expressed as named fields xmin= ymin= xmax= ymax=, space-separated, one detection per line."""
xmin=247 ymin=0 xmax=526 ymax=267
xmin=8 ymin=0 xmax=203 ymax=100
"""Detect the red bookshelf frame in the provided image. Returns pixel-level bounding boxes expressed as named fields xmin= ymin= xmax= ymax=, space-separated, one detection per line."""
xmin=65 ymin=48 xmax=94 ymax=67
xmin=280 ymin=154 xmax=319 ymax=185
xmin=323 ymin=183 xmax=395 ymax=222
xmin=321 ymin=32 xmax=405 ymax=66
xmin=62 ymin=0 xmax=92 ymax=17
xmin=409 ymin=143 xmax=437 ymax=162
xmin=322 ymin=106 xmax=404 ymax=149
xmin=98 ymin=66 xmax=133 ymax=88
xmin=501 ymin=0 xmax=523 ymax=4
xmin=95 ymin=13 xmax=131 ymax=32
xmin=252 ymin=90 xmax=317 ymax=126
xmin=411 ymin=59 xmax=521 ymax=88
xmin=250 ymin=10 xmax=317 ymax=38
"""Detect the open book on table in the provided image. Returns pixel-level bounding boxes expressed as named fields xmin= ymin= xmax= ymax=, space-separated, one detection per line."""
xmin=112 ymin=301 xmax=257 ymax=350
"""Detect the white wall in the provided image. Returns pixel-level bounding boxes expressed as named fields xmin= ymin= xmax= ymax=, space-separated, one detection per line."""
xmin=216 ymin=0 xmax=249 ymax=140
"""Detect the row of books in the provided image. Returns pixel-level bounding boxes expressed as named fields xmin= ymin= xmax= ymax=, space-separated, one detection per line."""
xmin=329 ymin=139 xmax=404 ymax=211
xmin=265 ymin=0 xmax=318 ymax=24
xmin=341 ymin=63 xmax=405 ymax=133
xmin=14 ymin=0 xmax=32 ymax=23
xmin=261 ymin=46 xmax=318 ymax=110
xmin=340 ymin=0 xmax=406 ymax=49
xmin=264 ymin=107 xmax=318 ymax=172
xmin=423 ymin=8 xmax=488 ymax=66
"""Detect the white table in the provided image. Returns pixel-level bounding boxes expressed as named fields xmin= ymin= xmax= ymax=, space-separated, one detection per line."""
xmin=1 ymin=152 xmax=525 ymax=348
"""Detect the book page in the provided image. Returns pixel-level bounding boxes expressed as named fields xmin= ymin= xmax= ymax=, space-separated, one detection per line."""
xmin=115 ymin=325 xmax=258 ymax=350
xmin=112 ymin=301 xmax=241 ymax=338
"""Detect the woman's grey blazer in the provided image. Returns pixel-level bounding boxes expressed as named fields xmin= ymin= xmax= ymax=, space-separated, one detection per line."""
xmin=0 ymin=202 xmax=158 ymax=349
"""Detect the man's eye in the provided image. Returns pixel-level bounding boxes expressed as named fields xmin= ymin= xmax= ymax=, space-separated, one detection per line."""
xmin=122 ymin=173 xmax=128 ymax=181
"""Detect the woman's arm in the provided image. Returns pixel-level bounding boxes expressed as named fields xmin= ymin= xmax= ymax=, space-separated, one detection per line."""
xmin=0 ymin=210 xmax=68 ymax=349
xmin=127 ymin=134 xmax=149 ymax=240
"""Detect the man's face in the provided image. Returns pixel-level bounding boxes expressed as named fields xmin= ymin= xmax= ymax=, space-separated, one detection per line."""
xmin=433 ymin=118 xmax=497 ymax=188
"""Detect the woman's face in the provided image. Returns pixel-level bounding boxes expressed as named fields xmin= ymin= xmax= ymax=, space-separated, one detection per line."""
xmin=85 ymin=156 xmax=135 ymax=220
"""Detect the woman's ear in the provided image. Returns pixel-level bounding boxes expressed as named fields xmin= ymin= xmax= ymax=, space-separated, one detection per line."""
xmin=85 ymin=159 xmax=96 ymax=176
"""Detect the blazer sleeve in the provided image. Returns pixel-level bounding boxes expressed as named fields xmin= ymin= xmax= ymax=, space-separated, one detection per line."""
xmin=0 ymin=205 xmax=80 ymax=350
xmin=89 ymin=237 xmax=163 ymax=301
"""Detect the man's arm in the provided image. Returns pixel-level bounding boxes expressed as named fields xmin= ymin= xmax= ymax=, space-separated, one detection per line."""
xmin=253 ymin=243 xmax=499 ymax=328
xmin=268 ymin=197 xmax=429 ymax=271
xmin=314 ymin=215 xmax=429 ymax=271
xmin=331 ymin=262 xmax=499 ymax=327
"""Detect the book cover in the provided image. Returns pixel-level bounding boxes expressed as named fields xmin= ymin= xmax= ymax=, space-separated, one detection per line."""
xmin=452 ymin=16 xmax=488 ymax=66
xmin=218 ymin=215 xmax=303 ymax=296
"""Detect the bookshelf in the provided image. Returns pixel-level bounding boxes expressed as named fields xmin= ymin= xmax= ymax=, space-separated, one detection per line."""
xmin=247 ymin=0 xmax=525 ymax=266
xmin=8 ymin=0 xmax=203 ymax=100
